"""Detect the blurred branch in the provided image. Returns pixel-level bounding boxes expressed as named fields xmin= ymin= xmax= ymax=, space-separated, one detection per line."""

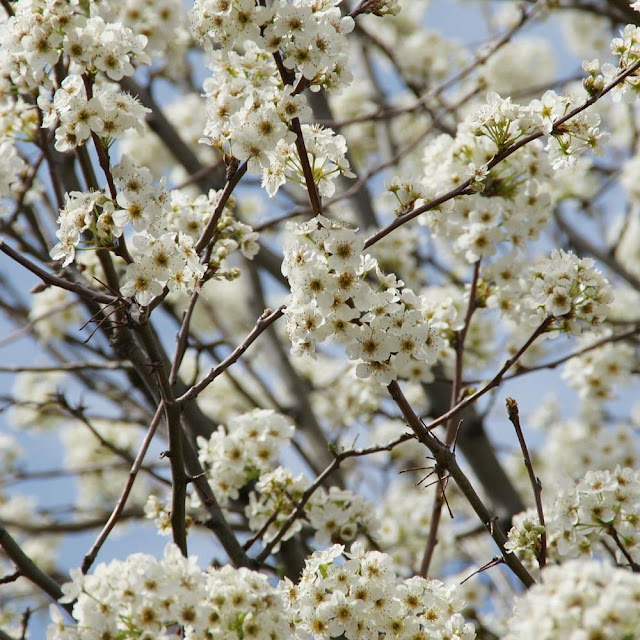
xmin=0 ymin=528 xmax=73 ymax=616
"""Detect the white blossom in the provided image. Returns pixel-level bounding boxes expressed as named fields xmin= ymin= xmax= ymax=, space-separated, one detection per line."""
xmin=503 ymin=559 xmax=640 ymax=640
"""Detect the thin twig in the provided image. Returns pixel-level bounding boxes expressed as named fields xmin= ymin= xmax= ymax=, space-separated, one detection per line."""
xmin=194 ymin=161 xmax=248 ymax=254
xmin=0 ymin=527 xmax=74 ymax=616
xmin=506 ymin=397 xmax=546 ymax=568
xmin=0 ymin=361 xmax=133 ymax=372
xmin=0 ymin=239 xmax=118 ymax=305
xmin=81 ymin=403 xmax=164 ymax=574
xmin=423 ymin=317 xmax=553 ymax=433
xmin=608 ymin=526 xmax=640 ymax=572
xmin=253 ymin=434 xmax=413 ymax=564
xmin=387 ymin=380 xmax=536 ymax=588
xmin=176 ymin=306 xmax=285 ymax=405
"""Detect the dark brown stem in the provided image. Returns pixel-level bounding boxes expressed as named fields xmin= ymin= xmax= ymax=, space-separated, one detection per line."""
xmin=608 ymin=526 xmax=640 ymax=572
xmin=0 ymin=239 xmax=118 ymax=305
xmin=420 ymin=260 xmax=482 ymax=577
xmin=81 ymin=403 xmax=164 ymax=573
xmin=0 ymin=527 xmax=74 ymax=616
xmin=290 ymin=116 xmax=323 ymax=217
xmin=176 ymin=306 xmax=285 ymax=405
xmin=506 ymin=397 xmax=546 ymax=568
xmin=169 ymin=289 xmax=200 ymax=387
xmin=135 ymin=323 xmax=188 ymax=557
xmin=387 ymin=381 xmax=536 ymax=588
xmin=194 ymin=161 xmax=248 ymax=254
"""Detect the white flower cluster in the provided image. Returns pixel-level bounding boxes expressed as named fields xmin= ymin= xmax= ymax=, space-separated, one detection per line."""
xmin=561 ymin=333 xmax=636 ymax=402
xmin=7 ymin=371 xmax=67 ymax=431
xmin=0 ymin=433 xmax=21 ymax=480
xmin=145 ymin=488 xmax=210 ymax=537
xmin=92 ymin=0 xmax=190 ymax=70
xmin=299 ymin=360 xmax=386 ymax=429
xmin=48 ymin=544 xmax=291 ymax=640
xmin=417 ymin=89 xmax=609 ymax=268
xmin=50 ymin=189 xmax=110 ymax=267
xmin=120 ymin=93 xmax=217 ymax=182
xmin=167 ymin=189 xmax=260 ymax=260
xmin=584 ymin=24 xmax=640 ymax=102
xmin=50 ymin=157 xmax=259 ymax=303
xmin=39 ymin=75 xmax=150 ymax=152
xmin=28 ymin=287 xmax=83 ymax=342
xmin=282 ymin=215 xmax=444 ymax=385
xmin=246 ymin=467 xmax=379 ymax=550
xmin=196 ymin=409 xmax=295 ymax=504
xmin=286 ymin=543 xmax=476 ymax=640
xmin=507 ymin=466 xmax=640 ymax=567
xmin=486 ymin=249 xmax=613 ymax=333
xmin=262 ymin=123 xmax=355 ymax=197
xmin=246 ymin=467 xmax=309 ymax=549
xmin=191 ymin=0 xmax=354 ymax=89
xmin=47 ymin=543 xmax=475 ymax=640
xmin=0 ymin=2 xmax=152 ymax=151
xmin=419 ymin=101 xmax=554 ymax=265
xmin=524 ymin=249 xmax=613 ymax=333
xmin=0 ymin=2 xmax=150 ymax=92
xmin=305 ymin=485 xmax=380 ymax=546
xmin=62 ymin=419 xmax=151 ymax=510
xmin=200 ymin=43 xmax=299 ymax=170
xmin=529 ymin=90 xmax=608 ymax=169
xmin=0 ymin=139 xmax=26 ymax=214
xmin=194 ymin=2 xmax=356 ymax=196
xmin=502 ymin=559 xmax=640 ymax=640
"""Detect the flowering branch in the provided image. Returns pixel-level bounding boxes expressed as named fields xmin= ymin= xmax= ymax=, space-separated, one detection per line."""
xmin=365 ymin=58 xmax=640 ymax=249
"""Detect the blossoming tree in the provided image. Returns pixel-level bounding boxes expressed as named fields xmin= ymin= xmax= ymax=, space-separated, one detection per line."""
xmin=2 ymin=0 xmax=640 ymax=638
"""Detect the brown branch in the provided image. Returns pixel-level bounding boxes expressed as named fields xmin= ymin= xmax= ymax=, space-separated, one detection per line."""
xmin=0 ymin=238 xmax=119 ymax=305
xmin=194 ymin=161 xmax=248 ymax=254
xmin=289 ymin=116 xmax=323 ymax=216
xmin=608 ymin=526 xmax=640 ymax=572
xmin=81 ymin=403 xmax=164 ymax=573
xmin=2 ymin=509 xmax=144 ymax=534
xmin=134 ymin=323 xmax=188 ymax=557
xmin=420 ymin=260 xmax=482 ymax=577
xmin=506 ymin=397 xmax=546 ymax=568
xmin=0 ymin=527 xmax=74 ymax=616
xmin=387 ymin=380 xmax=536 ymax=588
xmin=176 ymin=306 xmax=285 ymax=405
xmin=423 ymin=316 xmax=553 ymax=432
xmin=0 ymin=0 xmax=15 ymax=16
xmin=0 ymin=361 xmax=133 ymax=372
xmin=503 ymin=324 xmax=640 ymax=380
